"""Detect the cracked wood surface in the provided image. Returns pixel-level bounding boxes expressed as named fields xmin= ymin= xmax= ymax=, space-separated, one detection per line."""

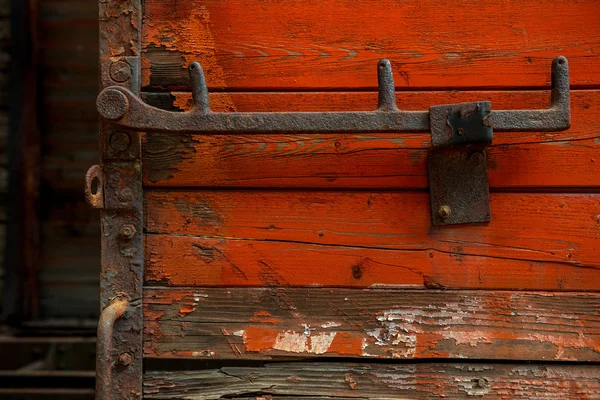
xmin=143 ymin=289 xmax=600 ymax=361
xmin=143 ymin=362 xmax=600 ymax=399
xmin=141 ymin=0 xmax=600 ymax=90
xmin=142 ymin=90 xmax=600 ymax=189
xmin=145 ymin=192 xmax=600 ymax=290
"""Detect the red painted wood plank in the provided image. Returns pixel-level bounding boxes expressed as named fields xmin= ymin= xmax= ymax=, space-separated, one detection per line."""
xmin=145 ymin=192 xmax=600 ymax=290
xmin=142 ymin=0 xmax=600 ymax=90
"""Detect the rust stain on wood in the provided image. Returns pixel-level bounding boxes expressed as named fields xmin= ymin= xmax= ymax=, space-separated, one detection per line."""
xmin=143 ymin=133 xmax=198 ymax=183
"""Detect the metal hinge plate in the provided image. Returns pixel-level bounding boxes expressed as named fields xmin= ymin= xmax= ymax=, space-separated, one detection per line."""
xmin=428 ymin=101 xmax=493 ymax=225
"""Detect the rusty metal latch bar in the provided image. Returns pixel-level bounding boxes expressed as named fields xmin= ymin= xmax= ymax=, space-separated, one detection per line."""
xmin=96 ymin=57 xmax=571 ymax=224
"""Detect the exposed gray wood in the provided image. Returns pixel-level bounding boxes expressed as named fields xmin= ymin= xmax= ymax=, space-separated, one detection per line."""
xmin=144 ymin=288 xmax=600 ymax=362
xmin=143 ymin=362 xmax=600 ymax=399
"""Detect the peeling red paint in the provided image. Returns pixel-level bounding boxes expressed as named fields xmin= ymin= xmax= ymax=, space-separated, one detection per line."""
xmin=178 ymin=306 xmax=196 ymax=317
xmin=251 ymin=310 xmax=279 ymax=324
xmin=328 ymin=333 xmax=364 ymax=356
xmin=243 ymin=326 xmax=279 ymax=352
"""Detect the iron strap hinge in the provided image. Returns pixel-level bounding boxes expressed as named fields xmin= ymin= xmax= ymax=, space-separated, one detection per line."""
xmin=96 ymin=57 xmax=571 ymax=225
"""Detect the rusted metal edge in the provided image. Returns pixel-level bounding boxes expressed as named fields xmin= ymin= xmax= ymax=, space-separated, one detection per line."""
xmin=96 ymin=298 xmax=128 ymax=400
xmin=97 ymin=0 xmax=143 ymax=399
xmin=97 ymin=57 xmax=570 ymax=134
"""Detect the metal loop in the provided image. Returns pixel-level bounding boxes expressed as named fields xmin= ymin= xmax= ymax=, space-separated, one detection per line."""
xmin=85 ymin=165 xmax=104 ymax=209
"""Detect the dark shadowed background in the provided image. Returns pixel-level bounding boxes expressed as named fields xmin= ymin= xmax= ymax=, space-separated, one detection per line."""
xmin=1 ymin=0 xmax=99 ymax=398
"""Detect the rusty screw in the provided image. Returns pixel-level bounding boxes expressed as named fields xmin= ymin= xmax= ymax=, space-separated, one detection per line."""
xmin=118 ymin=352 xmax=134 ymax=367
xmin=110 ymin=60 xmax=132 ymax=83
xmin=438 ymin=205 xmax=452 ymax=220
xmin=119 ymin=224 xmax=136 ymax=240
xmin=470 ymin=152 xmax=484 ymax=165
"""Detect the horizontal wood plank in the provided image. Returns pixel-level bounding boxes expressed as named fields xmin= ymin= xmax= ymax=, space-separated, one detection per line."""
xmin=145 ymin=192 xmax=600 ymax=290
xmin=143 ymin=90 xmax=600 ymax=189
xmin=143 ymin=289 xmax=600 ymax=361
xmin=142 ymin=0 xmax=600 ymax=90
xmin=144 ymin=362 xmax=600 ymax=399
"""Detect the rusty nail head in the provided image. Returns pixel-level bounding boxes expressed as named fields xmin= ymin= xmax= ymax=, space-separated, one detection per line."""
xmin=110 ymin=60 xmax=132 ymax=83
xmin=438 ymin=205 xmax=451 ymax=219
xmin=119 ymin=187 xmax=134 ymax=202
xmin=109 ymin=132 xmax=130 ymax=152
xmin=476 ymin=378 xmax=487 ymax=388
xmin=470 ymin=152 xmax=484 ymax=165
xmin=119 ymin=224 xmax=136 ymax=240
xmin=118 ymin=352 xmax=134 ymax=367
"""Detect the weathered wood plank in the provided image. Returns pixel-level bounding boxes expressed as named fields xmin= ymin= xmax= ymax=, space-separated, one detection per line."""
xmin=142 ymin=90 xmax=600 ymax=189
xmin=143 ymin=289 xmax=600 ymax=361
xmin=145 ymin=193 xmax=600 ymax=290
xmin=144 ymin=362 xmax=600 ymax=399
xmin=141 ymin=0 xmax=600 ymax=90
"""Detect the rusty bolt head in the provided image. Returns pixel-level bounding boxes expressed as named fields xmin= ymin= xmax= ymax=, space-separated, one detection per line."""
xmin=470 ymin=152 xmax=484 ymax=165
xmin=118 ymin=352 xmax=134 ymax=367
xmin=109 ymin=132 xmax=131 ymax=152
xmin=110 ymin=60 xmax=132 ymax=83
xmin=119 ymin=224 xmax=136 ymax=240
xmin=438 ymin=205 xmax=452 ymax=219
xmin=97 ymin=89 xmax=129 ymax=120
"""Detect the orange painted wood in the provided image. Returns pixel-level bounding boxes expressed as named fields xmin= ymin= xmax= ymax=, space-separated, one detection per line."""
xmin=143 ymin=90 xmax=600 ymax=189
xmin=142 ymin=0 xmax=600 ymax=90
xmin=145 ymin=192 xmax=600 ymax=290
xmin=143 ymin=288 xmax=600 ymax=361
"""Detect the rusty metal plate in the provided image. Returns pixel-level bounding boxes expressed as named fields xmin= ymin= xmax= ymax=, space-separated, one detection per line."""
xmin=428 ymin=101 xmax=493 ymax=225
xmin=429 ymin=101 xmax=493 ymax=148
xmin=428 ymin=148 xmax=491 ymax=226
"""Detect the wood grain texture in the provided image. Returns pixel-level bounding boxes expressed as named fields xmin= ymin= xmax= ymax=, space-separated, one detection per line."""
xmin=144 ymin=362 xmax=600 ymax=399
xmin=142 ymin=90 xmax=600 ymax=189
xmin=141 ymin=0 xmax=600 ymax=90
xmin=143 ymin=288 xmax=600 ymax=361
xmin=145 ymin=192 xmax=600 ymax=290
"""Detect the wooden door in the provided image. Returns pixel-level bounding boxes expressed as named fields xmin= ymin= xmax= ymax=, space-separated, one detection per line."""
xmin=95 ymin=1 xmax=600 ymax=398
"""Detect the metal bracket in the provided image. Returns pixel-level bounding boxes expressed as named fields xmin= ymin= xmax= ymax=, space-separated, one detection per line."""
xmin=428 ymin=102 xmax=492 ymax=225
xmin=96 ymin=57 xmax=571 ymax=225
